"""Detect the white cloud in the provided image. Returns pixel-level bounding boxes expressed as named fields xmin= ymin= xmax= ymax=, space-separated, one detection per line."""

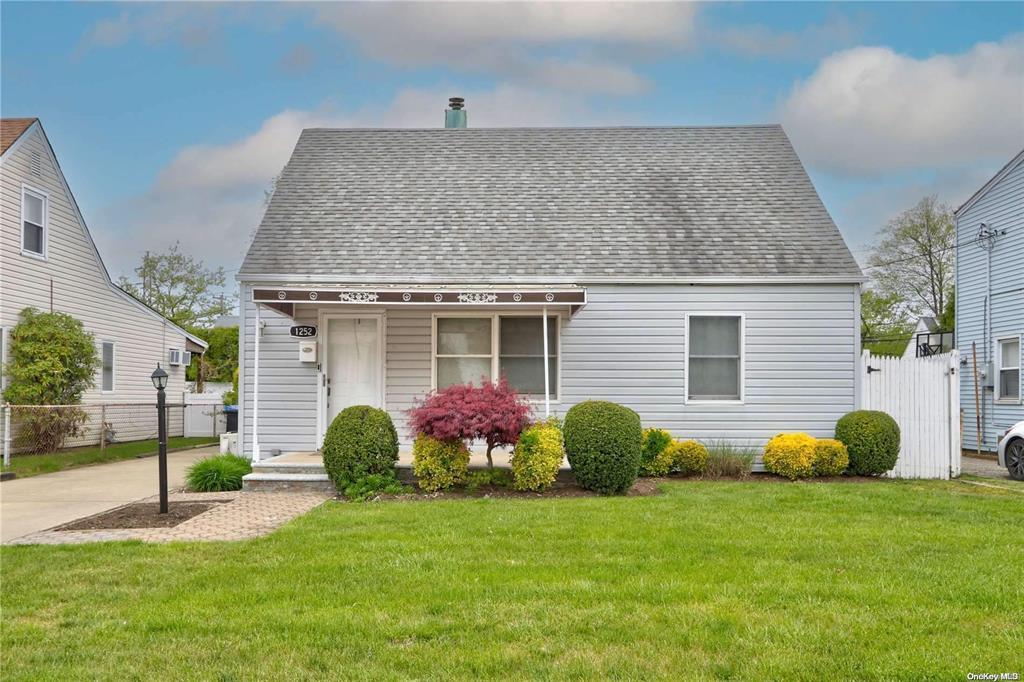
xmin=91 ymin=85 xmax=618 ymax=279
xmin=307 ymin=2 xmax=699 ymax=95
xmin=710 ymin=14 xmax=864 ymax=59
xmin=780 ymin=35 xmax=1024 ymax=176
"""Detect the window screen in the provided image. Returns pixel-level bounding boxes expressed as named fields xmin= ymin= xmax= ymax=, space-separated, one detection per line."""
xmin=436 ymin=318 xmax=492 ymax=389
xmin=499 ymin=316 xmax=557 ymax=399
xmin=102 ymin=342 xmax=115 ymax=392
xmin=998 ymin=338 xmax=1020 ymax=400
xmin=22 ymin=189 xmax=45 ymax=255
xmin=688 ymin=316 xmax=742 ymax=400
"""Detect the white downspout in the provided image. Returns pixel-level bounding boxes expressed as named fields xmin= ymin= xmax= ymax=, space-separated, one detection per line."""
xmin=542 ymin=307 xmax=550 ymax=419
xmin=252 ymin=304 xmax=261 ymax=463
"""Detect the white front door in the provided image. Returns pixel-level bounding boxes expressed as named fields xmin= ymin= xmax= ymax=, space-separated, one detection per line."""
xmin=325 ymin=316 xmax=383 ymax=428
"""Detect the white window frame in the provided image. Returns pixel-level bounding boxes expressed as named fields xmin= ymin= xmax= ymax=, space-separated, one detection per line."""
xmin=995 ymin=334 xmax=1021 ymax=404
xmin=684 ymin=312 xmax=745 ymax=405
xmin=168 ymin=348 xmax=183 ymax=366
xmin=431 ymin=311 xmax=562 ymax=403
xmin=100 ymin=341 xmax=116 ymax=393
xmin=20 ymin=183 xmax=48 ymax=260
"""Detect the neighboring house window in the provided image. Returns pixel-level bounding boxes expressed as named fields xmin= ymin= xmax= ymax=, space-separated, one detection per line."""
xmin=997 ymin=336 xmax=1021 ymax=401
xmin=435 ymin=317 xmax=493 ymax=388
xmin=433 ymin=314 xmax=560 ymax=400
xmin=687 ymin=314 xmax=744 ymax=402
xmin=21 ymin=186 xmax=47 ymax=257
xmin=101 ymin=341 xmax=115 ymax=392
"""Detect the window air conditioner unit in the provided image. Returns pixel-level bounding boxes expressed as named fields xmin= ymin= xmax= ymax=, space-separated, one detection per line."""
xmin=168 ymin=348 xmax=183 ymax=366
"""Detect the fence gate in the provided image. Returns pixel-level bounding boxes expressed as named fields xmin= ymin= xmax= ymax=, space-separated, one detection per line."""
xmin=860 ymin=350 xmax=961 ymax=479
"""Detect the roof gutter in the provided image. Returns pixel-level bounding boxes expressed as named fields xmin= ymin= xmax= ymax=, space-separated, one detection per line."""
xmin=236 ymin=273 xmax=867 ymax=285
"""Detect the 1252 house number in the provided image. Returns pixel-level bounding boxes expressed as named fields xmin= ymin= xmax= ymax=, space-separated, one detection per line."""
xmin=290 ymin=325 xmax=317 ymax=338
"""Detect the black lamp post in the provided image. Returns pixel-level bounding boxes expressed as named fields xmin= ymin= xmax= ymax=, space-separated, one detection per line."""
xmin=151 ymin=364 xmax=169 ymax=514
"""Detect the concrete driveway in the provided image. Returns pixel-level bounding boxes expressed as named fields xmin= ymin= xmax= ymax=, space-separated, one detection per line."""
xmin=1 ymin=446 xmax=216 ymax=543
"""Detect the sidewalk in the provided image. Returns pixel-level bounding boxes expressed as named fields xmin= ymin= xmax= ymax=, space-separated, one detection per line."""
xmin=1 ymin=446 xmax=216 ymax=543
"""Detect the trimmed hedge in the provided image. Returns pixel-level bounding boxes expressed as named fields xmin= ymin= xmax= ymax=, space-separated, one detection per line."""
xmin=412 ymin=436 xmax=470 ymax=492
xmin=835 ymin=410 xmax=900 ymax=476
xmin=669 ymin=439 xmax=709 ymax=476
xmin=510 ymin=420 xmax=565 ymax=492
xmin=813 ymin=438 xmax=849 ymax=477
xmin=186 ymin=454 xmax=251 ymax=492
xmin=763 ymin=433 xmax=817 ymax=480
xmin=563 ymin=401 xmax=642 ymax=494
xmin=321 ymin=405 xmax=399 ymax=489
xmin=640 ymin=428 xmax=674 ymax=476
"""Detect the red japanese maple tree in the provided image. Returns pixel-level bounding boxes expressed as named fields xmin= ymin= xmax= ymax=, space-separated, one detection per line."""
xmin=408 ymin=377 xmax=533 ymax=467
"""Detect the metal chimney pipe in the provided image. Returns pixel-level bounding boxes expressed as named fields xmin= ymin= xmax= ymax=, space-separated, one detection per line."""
xmin=445 ymin=97 xmax=467 ymax=128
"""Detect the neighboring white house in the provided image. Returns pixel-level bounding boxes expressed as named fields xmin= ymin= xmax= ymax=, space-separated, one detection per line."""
xmin=0 ymin=118 xmax=207 ymax=407
xmin=902 ymin=316 xmax=954 ymax=359
xmin=956 ymin=148 xmax=1023 ymax=453
xmin=235 ymin=100 xmax=865 ymax=466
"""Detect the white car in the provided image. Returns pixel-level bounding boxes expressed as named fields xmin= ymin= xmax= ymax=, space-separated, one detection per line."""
xmin=997 ymin=421 xmax=1024 ymax=481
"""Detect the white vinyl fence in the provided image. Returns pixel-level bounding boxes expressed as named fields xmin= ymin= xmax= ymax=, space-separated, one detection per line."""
xmin=183 ymin=391 xmax=228 ymax=438
xmin=860 ymin=350 xmax=961 ymax=479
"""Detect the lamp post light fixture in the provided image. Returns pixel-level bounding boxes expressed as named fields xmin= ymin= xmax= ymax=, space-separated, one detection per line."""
xmin=150 ymin=364 xmax=169 ymax=514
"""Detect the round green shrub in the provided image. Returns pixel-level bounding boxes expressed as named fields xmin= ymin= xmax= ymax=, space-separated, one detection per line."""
xmin=412 ymin=436 xmax=470 ymax=492
xmin=321 ymin=405 xmax=399 ymax=489
xmin=813 ymin=438 xmax=849 ymax=477
xmin=563 ymin=400 xmax=642 ymax=494
xmin=511 ymin=420 xmax=565 ymax=491
xmin=640 ymin=428 xmax=674 ymax=476
xmin=186 ymin=454 xmax=252 ymax=492
xmin=668 ymin=439 xmax=709 ymax=476
xmin=834 ymin=410 xmax=900 ymax=476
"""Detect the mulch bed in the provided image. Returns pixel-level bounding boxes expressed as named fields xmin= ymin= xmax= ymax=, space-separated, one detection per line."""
xmin=56 ymin=501 xmax=231 ymax=531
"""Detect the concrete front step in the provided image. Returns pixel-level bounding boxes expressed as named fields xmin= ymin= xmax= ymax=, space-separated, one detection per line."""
xmin=242 ymin=472 xmax=335 ymax=493
xmin=251 ymin=464 xmax=326 ymax=476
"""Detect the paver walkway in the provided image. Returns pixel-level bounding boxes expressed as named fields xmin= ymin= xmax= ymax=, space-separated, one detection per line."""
xmin=7 ymin=490 xmax=330 ymax=545
xmin=1 ymin=446 xmax=215 ymax=543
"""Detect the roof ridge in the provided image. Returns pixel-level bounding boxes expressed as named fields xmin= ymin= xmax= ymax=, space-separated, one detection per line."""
xmin=301 ymin=124 xmax=784 ymax=132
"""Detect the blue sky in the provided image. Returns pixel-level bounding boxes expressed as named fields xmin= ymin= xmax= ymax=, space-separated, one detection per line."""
xmin=3 ymin=2 xmax=1022 ymax=285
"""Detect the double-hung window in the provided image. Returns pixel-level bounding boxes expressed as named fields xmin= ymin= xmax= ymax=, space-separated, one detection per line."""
xmin=101 ymin=341 xmax=115 ymax=392
xmin=997 ymin=336 xmax=1021 ymax=402
xmin=21 ymin=186 xmax=47 ymax=257
xmin=687 ymin=314 xmax=744 ymax=402
xmin=433 ymin=314 xmax=558 ymax=400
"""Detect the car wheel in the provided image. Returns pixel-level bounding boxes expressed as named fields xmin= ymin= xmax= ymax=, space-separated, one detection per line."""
xmin=1007 ymin=438 xmax=1024 ymax=481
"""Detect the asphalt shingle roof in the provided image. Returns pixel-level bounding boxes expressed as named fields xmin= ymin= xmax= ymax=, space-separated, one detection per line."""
xmin=239 ymin=125 xmax=863 ymax=281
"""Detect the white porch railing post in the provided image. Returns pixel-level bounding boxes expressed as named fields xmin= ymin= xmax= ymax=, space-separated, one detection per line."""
xmin=542 ymin=306 xmax=550 ymax=419
xmin=252 ymin=305 xmax=261 ymax=463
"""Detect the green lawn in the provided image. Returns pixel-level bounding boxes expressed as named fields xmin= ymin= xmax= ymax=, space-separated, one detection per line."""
xmin=1 ymin=437 xmax=218 ymax=478
xmin=2 ymin=480 xmax=1022 ymax=679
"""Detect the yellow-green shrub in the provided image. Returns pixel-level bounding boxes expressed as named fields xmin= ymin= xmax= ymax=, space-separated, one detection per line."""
xmin=510 ymin=420 xmax=565 ymax=491
xmin=640 ymin=428 xmax=674 ymax=476
xmin=813 ymin=438 xmax=849 ymax=477
xmin=763 ymin=432 xmax=817 ymax=480
xmin=668 ymin=439 xmax=708 ymax=476
xmin=412 ymin=436 xmax=470 ymax=492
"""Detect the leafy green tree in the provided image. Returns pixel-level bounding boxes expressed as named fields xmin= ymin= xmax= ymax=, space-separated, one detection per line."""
xmin=186 ymin=326 xmax=237 ymax=385
xmin=3 ymin=308 xmax=99 ymax=453
xmin=860 ymin=289 xmax=914 ymax=356
xmin=118 ymin=243 xmax=235 ymax=328
xmin=3 ymin=308 xmax=98 ymax=405
xmin=867 ymin=196 xmax=954 ymax=320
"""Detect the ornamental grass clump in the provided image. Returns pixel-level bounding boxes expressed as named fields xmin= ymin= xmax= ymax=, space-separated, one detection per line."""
xmin=639 ymin=428 xmax=674 ymax=476
xmin=834 ymin=410 xmax=900 ymax=476
xmin=321 ymin=405 xmax=399 ymax=490
xmin=412 ymin=436 xmax=470 ymax=492
xmin=667 ymin=439 xmax=709 ymax=476
xmin=563 ymin=401 xmax=642 ymax=494
xmin=186 ymin=454 xmax=252 ymax=492
xmin=813 ymin=438 xmax=850 ymax=477
xmin=763 ymin=432 xmax=817 ymax=480
xmin=510 ymin=419 xmax=565 ymax=491
xmin=703 ymin=440 xmax=755 ymax=479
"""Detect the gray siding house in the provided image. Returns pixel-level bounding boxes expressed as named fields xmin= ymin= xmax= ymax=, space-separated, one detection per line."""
xmin=956 ymin=149 xmax=1024 ymax=453
xmin=1 ymin=118 xmax=207 ymax=406
xmin=236 ymin=107 xmax=864 ymax=464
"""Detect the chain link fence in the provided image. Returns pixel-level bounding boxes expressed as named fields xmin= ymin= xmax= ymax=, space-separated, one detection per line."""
xmin=1 ymin=403 xmax=225 ymax=465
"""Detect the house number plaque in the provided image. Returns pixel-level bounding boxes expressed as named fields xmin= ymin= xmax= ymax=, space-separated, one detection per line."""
xmin=289 ymin=325 xmax=318 ymax=338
